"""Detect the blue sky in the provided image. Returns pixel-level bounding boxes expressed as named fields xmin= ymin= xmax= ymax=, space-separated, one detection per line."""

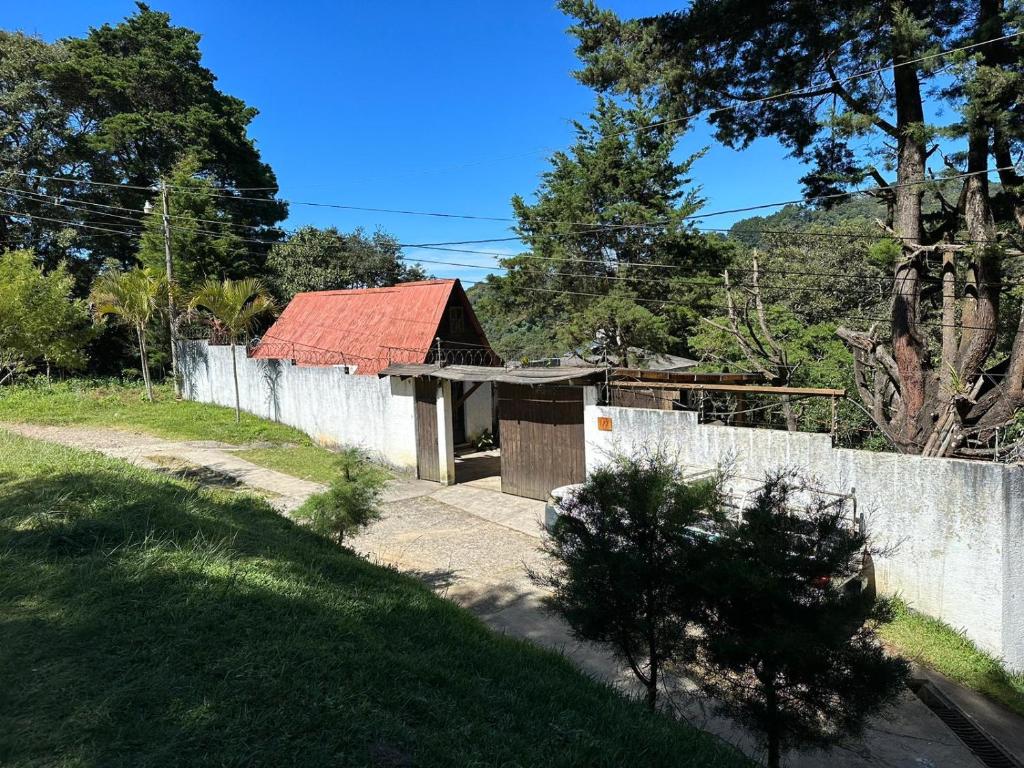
xmin=8 ymin=1 xmax=804 ymax=284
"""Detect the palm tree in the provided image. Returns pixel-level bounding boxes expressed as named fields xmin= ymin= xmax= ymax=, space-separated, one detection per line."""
xmin=189 ymin=277 xmax=275 ymax=422
xmin=90 ymin=268 xmax=166 ymax=402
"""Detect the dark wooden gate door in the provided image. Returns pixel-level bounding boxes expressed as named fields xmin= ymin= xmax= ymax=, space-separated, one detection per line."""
xmin=415 ymin=378 xmax=440 ymax=482
xmin=497 ymin=384 xmax=585 ymax=500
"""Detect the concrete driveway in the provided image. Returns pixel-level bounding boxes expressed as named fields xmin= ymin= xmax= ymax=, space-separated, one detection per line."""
xmin=355 ymin=475 xmax=983 ymax=768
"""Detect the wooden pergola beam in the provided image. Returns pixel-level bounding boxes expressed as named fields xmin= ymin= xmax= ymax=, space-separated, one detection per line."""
xmin=608 ymin=381 xmax=846 ymax=398
xmin=612 ymin=368 xmax=763 ymax=384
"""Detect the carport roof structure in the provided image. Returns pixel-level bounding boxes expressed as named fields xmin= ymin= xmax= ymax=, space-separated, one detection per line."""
xmin=379 ymin=363 xmax=608 ymax=385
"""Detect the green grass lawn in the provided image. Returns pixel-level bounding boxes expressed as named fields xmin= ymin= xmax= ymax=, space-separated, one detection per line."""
xmin=0 ymin=380 xmax=344 ymax=484
xmin=234 ymin=444 xmax=344 ymax=484
xmin=879 ymin=598 xmax=1024 ymax=717
xmin=0 ymin=430 xmax=746 ymax=768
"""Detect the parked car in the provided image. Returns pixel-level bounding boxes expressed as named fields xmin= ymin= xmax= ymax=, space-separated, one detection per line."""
xmin=543 ymin=480 xmax=872 ymax=596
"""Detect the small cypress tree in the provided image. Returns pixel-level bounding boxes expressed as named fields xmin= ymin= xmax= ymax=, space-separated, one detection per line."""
xmin=699 ymin=471 xmax=908 ymax=768
xmin=534 ymin=452 xmax=723 ymax=710
xmin=296 ymin=449 xmax=389 ymax=545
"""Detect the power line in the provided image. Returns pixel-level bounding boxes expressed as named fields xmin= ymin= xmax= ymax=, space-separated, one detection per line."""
xmin=7 ymin=162 xmax=1021 ymax=230
xmin=5 ymin=206 xmax=1018 ymax=333
xmin=453 ymin=276 xmax=1019 ymax=334
xmin=8 ymin=166 xmax=1024 ymax=252
xmin=8 ymin=203 xmax=1024 ymax=293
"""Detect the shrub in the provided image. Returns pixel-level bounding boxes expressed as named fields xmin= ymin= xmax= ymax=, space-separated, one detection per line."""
xmin=295 ymin=448 xmax=389 ymax=543
xmin=473 ymin=429 xmax=496 ymax=451
xmin=698 ymin=471 xmax=908 ymax=768
xmin=533 ymin=451 xmax=725 ymax=710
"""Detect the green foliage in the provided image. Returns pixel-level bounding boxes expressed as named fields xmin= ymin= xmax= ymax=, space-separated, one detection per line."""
xmin=295 ymin=449 xmax=390 ymax=544
xmin=536 ymin=452 xmax=724 ymax=709
xmin=1 ymin=4 xmax=285 ymax=288
xmin=540 ymin=458 xmax=908 ymax=764
xmin=0 ymin=33 xmax=82 ymax=276
xmin=690 ymin=303 xmax=873 ymax=443
xmin=561 ymin=291 xmax=674 ymax=366
xmin=687 ymin=220 xmax=893 ymax=443
xmin=189 ymin=277 xmax=275 ymax=421
xmin=559 ymin=1 xmax=980 ymax=196
xmin=188 ymin=277 xmax=275 ymax=344
xmin=475 ymin=95 xmax=728 ymax=361
xmin=866 ymin=238 xmax=902 ymax=272
xmin=266 ymin=226 xmax=427 ymax=300
xmin=561 ymin=0 xmax=1024 ymax=446
xmin=878 ymin=597 xmax=1024 ymax=717
xmin=0 ymin=250 xmax=91 ymax=379
xmin=89 ymin=266 xmax=166 ymax=400
xmin=137 ymin=155 xmax=257 ymax=291
xmin=0 ymin=430 xmax=748 ymax=768
xmin=699 ymin=472 xmax=909 ymax=767
xmin=472 ymin=429 xmax=496 ymax=451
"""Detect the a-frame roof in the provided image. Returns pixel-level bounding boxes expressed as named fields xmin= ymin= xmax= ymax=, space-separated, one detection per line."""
xmin=252 ymin=279 xmax=489 ymax=374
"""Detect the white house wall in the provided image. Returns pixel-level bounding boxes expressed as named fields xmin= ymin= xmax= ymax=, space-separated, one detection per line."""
xmin=583 ymin=389 xmax=1024 ymax=673
xmin=178 ymin=341 xmax=417 ymax=469
xmin=464 ymin=382 xmax=493 ymax=441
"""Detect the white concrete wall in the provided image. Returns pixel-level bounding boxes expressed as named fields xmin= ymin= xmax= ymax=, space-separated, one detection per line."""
xmin=437 ymin=380 xmax=456 ymax=484
xmin=179 ymin=341 xmax=417 ymax=469
xmin=464 ymin=382 xmax=493 ymax=441
xmin=583 ymin=390 xmax=1024 ymax=672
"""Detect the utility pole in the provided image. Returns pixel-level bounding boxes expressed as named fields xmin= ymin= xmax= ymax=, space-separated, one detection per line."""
xmin=160 ymin=180 xmax=181 ymax=397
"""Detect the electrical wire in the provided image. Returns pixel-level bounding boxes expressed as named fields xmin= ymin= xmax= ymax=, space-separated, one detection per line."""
xmin=9 ymin=203 xmax=1024 ymax=296
xmin=10 ymin=183 xmax=1024 ymax=251
xmin=6 ymin=163 xmax=1022 ymax=229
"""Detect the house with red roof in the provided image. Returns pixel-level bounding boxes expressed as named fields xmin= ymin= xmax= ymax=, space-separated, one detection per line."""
xmin=251 ymin=279 xmax=499 ymax=375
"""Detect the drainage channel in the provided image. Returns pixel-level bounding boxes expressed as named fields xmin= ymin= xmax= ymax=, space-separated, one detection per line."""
xmin=909 ymin=679 xmax=1023 ymax=768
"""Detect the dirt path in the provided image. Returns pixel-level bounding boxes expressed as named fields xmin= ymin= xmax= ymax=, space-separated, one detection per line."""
xmin=3 ymin=422 xmax=984 ymax=767
xmin=1 ymin=422 xmax=324 ymax=512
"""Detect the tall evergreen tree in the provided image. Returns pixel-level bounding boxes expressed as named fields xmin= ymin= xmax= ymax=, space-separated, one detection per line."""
xmin=38 ymin=3 xmax=286 ymax=284
xmin=137 ymin=155 xmax=257 ymax=291
xmin=0 ymin=33 xmax=83 ymax=277
xmin=475 ymin=95 xmax=728 ymax=360
xmin=561 ymin=0 xmax=1024 ymax=457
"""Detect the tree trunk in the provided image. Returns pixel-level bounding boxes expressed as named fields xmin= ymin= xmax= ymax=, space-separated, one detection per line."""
xmin=890 ymin=51 xmax=928 ymax=447
xmin=231 ymin=341 xmax=241 ymax=423
xmin=781 ymin=395 xmax=798 ymax=432
xmin=957 ymin=118 xmax=999 ymax=381
xmin=764 ymin=677 xmax=781 ymax=768
xmin=137 ymin=324 xmax=153 ymax=402
xmin=646 ymin=647 xmax=658 ymax=711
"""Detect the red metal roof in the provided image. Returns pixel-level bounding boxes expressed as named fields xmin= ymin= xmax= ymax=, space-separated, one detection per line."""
xmin=251 ymin=279 xmax=476 ymax=374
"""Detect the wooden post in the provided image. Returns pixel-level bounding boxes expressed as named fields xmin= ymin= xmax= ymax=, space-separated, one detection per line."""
xmin=161 ymin=181 xmax=181 ymax=397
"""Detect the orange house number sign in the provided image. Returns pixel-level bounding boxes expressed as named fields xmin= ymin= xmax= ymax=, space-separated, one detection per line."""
xmin=597 ymin=417 xmax=613 ymax=432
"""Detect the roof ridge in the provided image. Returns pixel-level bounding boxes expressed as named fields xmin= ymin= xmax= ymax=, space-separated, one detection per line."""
xmin=293 ymin=279 xmax=455 ymax=298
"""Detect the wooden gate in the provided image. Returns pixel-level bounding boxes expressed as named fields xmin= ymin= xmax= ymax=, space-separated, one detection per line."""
xmin=414 ymin=378 xmax=440 ymax=482
xmin=497 ymin=384 xmax=585 ymax=501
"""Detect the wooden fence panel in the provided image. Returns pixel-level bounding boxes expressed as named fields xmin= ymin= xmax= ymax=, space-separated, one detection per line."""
xmin=415 ymin=378 xmax=440 ymax=482
xmin=497 ymin=384 xmax=585 ymax=501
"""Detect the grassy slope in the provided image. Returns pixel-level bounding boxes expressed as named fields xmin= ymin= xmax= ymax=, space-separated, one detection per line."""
xmin=0 ymin=381 xmax=343 ymax=484
xmin=0 ymin=431 xmax=746 ymax=768
xmin=879 ymin=599 xmax=1024 ymax=717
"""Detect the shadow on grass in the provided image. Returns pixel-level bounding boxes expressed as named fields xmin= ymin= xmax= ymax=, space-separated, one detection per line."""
xmin=0 ymin=464 xmax=747 ymax=768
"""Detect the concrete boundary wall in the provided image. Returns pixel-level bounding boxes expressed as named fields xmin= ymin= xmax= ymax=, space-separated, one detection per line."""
xmin=583 ymin=391 xmax=1024 ymax=673
xmin=179 ymin=341 xmax=417 ymax=469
